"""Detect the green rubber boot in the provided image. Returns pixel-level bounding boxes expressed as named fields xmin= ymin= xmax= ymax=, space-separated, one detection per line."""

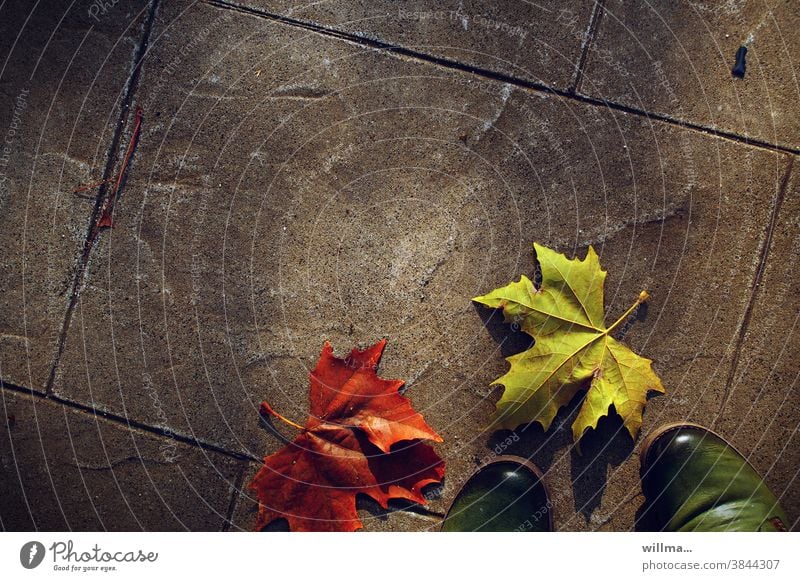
xmin=640 ymin=423 xmax=789 ymax=531
xmin=441 ymin=456 xmax=552 ymax=532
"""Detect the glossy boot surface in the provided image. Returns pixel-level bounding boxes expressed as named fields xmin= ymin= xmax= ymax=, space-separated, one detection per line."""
xmin=441 ymin=456 xmax=552 ymax=532
xmin=640 ymin=423 xmax=789 ymax=531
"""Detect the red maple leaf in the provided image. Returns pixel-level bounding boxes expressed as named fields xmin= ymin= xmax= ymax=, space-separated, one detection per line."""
xmin=250 ymin=339 xmax=445 ymax=532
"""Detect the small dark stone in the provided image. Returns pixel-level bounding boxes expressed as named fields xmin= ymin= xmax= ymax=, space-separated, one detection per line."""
xmin=732 ymin=46 xmax=747 ymax=78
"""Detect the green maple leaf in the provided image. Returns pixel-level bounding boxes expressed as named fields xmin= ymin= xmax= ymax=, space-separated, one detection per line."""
xmin=474 ymin=243 xmax=665 ymax=441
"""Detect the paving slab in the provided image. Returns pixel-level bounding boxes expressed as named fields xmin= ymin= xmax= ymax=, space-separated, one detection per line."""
xmin=715 ymin=168 xmax=799 ymax=528
xmin=0 ymin=389 xmax=243 ymax=531
xmin=49 ymin=0 xmax=795 ymax=530
xmin=583 ymin=0 xmax=800 ymax=151
xmin=237 ymin=0 xmax=596 ymax=91
xmin=0 ymin=1 xmax=151 ymax=392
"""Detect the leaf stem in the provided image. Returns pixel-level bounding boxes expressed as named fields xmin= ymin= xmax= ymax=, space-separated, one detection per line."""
xmin=606 ymin=290 xmax=649 ymax=335
xmin=260 ymin=401 xmax=304 ymax=430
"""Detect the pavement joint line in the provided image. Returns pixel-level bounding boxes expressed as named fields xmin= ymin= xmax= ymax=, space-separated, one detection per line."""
xmin=7 ymin=4 xmax=792 ymax=530
xmin=235 ymin=458 xmax=447 ymax=521
xmin=0 ymin=380 xmax=259 ymax=463
xmin=395 ymin=504 xmax=445 ymax=520
xmin=222 ymin=462 xmax=248 ymax=531
xmin=226 ymin=464 xmax=446 ymax=531
xmin=43 ymin=0 xmax=161 ymax=397
xmin=715 ymin=154 xmax=795 ymax=422
xmin=203 ymin=0 xmax=800 ymax=157
xmin=570 ymin=0 xmax=606 ymax=95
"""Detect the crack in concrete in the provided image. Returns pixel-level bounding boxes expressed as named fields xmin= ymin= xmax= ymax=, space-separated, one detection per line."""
xmin=742 ymin=3 xmax=781 ymax=45
xmin=38 ymin=152 xmax=93 ymax=172
xmin=470 ymin=83 xmax=513 ymax=143
xmin=185 ymin=90 xmax=240 ymax=101
xmin=0 ymin=333 xmax=31 ymax=346
xmin=270 ymin=85 xmax=332 ymax=100
xmin=221 ymin=461 xmax=247 ymax=531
